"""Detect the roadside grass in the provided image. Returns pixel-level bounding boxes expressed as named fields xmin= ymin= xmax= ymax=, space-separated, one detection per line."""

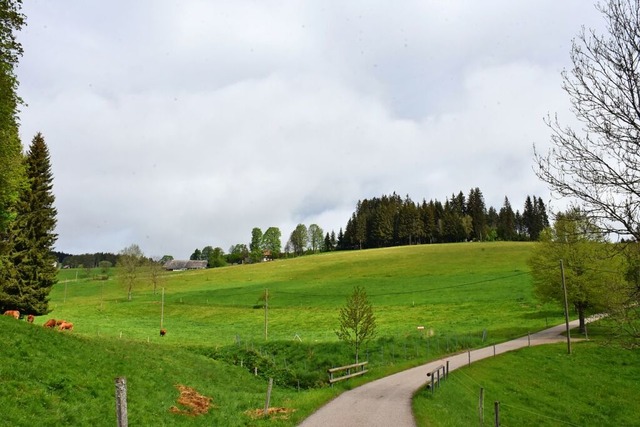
xmin=6 ymin=242 xmax=601 ymax=425
xmin=412 ymin=325 xmax=640 ymax=426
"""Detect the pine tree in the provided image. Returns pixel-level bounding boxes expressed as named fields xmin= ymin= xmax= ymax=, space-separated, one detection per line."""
xmin=1 ymin=133 xmax=58 ymax=315
xmin=497 ymin=197 xmax=516 ymax=241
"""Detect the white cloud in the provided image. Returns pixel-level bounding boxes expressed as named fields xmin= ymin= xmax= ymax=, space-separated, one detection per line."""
xmin=16 ymin=0 xmax=606 ymax=257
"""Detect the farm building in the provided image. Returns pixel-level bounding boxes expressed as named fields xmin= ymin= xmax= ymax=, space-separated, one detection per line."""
xmin=163 ymin=260 xmax=207 ymax=271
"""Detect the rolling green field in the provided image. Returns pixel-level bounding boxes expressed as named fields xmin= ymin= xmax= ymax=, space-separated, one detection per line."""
xmin=49 ymin=242 xmax=560 ymax=347
xmin=4 ymin=241 xmax=636 ymax=425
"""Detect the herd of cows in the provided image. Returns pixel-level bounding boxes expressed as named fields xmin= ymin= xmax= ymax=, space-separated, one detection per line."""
xmin=3 ymin=310 xmax=73 ymax=331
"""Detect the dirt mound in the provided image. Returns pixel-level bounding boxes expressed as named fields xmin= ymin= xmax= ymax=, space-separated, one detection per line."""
xmin=169 ymin=384 xmax=215 ymax=416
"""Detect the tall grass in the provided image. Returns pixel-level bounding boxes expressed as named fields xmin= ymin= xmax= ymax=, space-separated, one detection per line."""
xmin=412 ymin=326 xmax=640 ymax=426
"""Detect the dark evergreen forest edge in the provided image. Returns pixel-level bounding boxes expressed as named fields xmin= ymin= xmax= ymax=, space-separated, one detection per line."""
xmin=53 ymin=189 xmax=549 ymax=268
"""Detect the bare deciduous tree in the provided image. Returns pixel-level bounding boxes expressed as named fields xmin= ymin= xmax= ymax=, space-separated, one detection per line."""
xmin=119 ymin=244 xmax=144 ymax=301
xmin=534 ymin=0 xmax=640 ymax=240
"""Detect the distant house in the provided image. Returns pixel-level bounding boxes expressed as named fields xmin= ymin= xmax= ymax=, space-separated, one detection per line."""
xmin=163 ymin=260 xmax=208 ymax=271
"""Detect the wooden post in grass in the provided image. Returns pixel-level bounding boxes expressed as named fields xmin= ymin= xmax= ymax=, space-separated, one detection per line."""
xmin=115 ymin=377 xmax=128 ymax=427
xmin=494 ymin=401 xmax=500 ymax=427
xmin=560 ymin=260 xmax=572 ymax=355
xmin=263 ymin=378 xmax=273 ymax=416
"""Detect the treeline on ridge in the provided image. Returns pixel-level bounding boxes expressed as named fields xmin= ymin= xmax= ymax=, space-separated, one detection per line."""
xmin=340 ymin=189 xmax=548 ymax=250
xmin=55 ymin=188 xmax=548 ymax=268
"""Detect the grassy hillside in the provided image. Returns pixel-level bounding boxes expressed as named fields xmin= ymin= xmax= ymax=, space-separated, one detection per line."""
xmin=8 ymin=241 xmax=630 ymax=426
xmin=0 ymin=316 xmax=335 ymax=426
xmin=47 ymin=242 xmax=559 ymax=347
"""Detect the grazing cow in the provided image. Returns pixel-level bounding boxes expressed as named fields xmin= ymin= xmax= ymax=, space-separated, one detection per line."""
xmin=3 ymin=310 xmax=19 ymax=319
xmin=160 ymin=328 xmax=167 ymax=337
xmin=58 ymin=322 xmax=73 ymax=331
xmin=43 ymin=318 xmax=57 ymax=328
xmin=27 ymin=314 xmax=34 ymax=323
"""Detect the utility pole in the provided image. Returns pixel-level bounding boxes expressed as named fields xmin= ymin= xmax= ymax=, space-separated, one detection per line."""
xmin=560 ymin=260 xmax=571 ymax=354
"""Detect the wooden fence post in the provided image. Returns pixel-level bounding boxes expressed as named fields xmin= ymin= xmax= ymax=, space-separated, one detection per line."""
xmin=115 ymin=377 xmax=128 ymax=427
xmin=494 ymin=401 xmax=500 ymax=427
xmin=263 ymin=378 xmax=273 ymax=416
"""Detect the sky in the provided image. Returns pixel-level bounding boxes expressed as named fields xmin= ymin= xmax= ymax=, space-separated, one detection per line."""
xmin=15 ymin=1 xmax=607 ymax=259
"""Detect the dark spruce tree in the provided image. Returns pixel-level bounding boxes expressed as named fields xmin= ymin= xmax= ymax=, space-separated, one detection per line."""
xmin=1 ymin=133 xmax=58 ymax=315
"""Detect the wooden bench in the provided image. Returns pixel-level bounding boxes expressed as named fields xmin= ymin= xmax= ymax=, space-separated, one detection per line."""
xmin=328 ymin=361 xmax=369 ymax=385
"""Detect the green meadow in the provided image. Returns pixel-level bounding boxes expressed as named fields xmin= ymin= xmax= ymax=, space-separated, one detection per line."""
xmin=413 ymin=324 xmax=640 ymax=426
xmin=3 ymin=242 xmax=636 ymax=425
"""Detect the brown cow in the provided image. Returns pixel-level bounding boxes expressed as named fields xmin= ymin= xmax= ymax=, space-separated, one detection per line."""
xmin=3 ymin=310 xmax=19 ymax=319
xmin=43 ymin=318 xmax=57 ymax=328
xmin=160 ymin=328 xmax=167 ymax=337
xmin=27 ymin=314 xmax=34 ymax=323
xmin=55 ymin=319 xmax=66 ymax=326
xmin=58 ymin=322 xmax=73 ymax=331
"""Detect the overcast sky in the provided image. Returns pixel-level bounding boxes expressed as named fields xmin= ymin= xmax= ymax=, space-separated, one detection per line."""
xmin=16 ymin=1 xmax=606 ymax=259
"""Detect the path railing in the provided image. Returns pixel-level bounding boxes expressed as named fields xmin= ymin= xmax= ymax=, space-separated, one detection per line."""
xmin=328 ymin=361 xmax=368 ymax=385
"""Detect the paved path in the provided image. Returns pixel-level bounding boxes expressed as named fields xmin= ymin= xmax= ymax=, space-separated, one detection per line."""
xmin=299 ymin=320 xmax=584 ymax=427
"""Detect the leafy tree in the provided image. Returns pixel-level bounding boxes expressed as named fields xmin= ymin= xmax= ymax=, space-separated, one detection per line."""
xmin=262 ymin=226 xmax=282 ymax=258
xmin=159 ymin=255 xmax=173 ymax=265
xmin=0 ymin=0 xmax=25 ymax=235
xmin=201 ymin=245 xmax=214 ymax=265
xmin=289 ymin=224 xmax=308 ymax=256
xmin=250 ymin=227 xmax=263 ymax=262
xmin=208 ymin=247 xmax=227 ymax=268
xmin=308 ymin=224 xmax=324 ymax=253
xmin=119 ymin=244 xmax=144 ymax=301
xmin=227 ymin=244 xmax=248 ymax=264
xmin=189 ymin=248 xmax=202 ymax=261
xmin=336 ymin=286 xmax=376 ymax=364
xmin=0 ymin=133 xmax=57 ymax=315
xmin=529 ymin=208 xmax=626 ymax=333
xmin=534 ymin=0 xmax=640 ymax=241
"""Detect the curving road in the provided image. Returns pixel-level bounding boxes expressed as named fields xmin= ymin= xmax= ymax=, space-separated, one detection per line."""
xmin=299 ymin=320 xmax=584 ymax=427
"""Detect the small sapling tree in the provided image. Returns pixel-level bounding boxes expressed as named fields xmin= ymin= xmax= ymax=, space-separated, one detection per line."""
xmin=336 ymin=286 xmax=376 ymax=364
